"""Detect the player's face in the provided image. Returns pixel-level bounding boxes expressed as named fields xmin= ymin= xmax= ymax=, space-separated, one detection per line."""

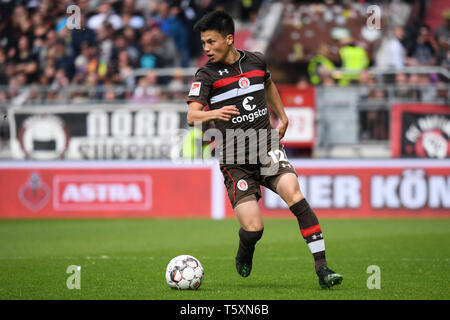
xmin=200 ymin=30 xmax=233 ymax=64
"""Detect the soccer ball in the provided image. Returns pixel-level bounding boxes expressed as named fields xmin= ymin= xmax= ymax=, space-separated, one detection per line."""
xmin=165 ymin=255 xmax=204 ymax=290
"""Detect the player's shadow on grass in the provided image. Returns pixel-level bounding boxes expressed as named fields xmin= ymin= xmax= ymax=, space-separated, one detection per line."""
xmin=233 ymin=280 xmax=344 ymax=291
xmin=233 ymin=281 xmax=308 ymax=290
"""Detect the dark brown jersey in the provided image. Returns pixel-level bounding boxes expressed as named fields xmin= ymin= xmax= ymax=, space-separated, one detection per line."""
xmin=187 ymin=50 xmax=278 ymax=165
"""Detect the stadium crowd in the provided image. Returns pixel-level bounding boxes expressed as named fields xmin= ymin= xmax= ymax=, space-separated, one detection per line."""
xmin=301 ymin=4 xmax=450 ymax=90
xmin=0 ymin=0 xmax=259 ymax=103
xmin=0 ymin=0 xmax=448 ymax=105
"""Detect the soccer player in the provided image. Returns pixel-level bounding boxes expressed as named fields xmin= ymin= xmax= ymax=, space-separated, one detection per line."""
xmin=186 ymin=11 xmax=343 ymax=289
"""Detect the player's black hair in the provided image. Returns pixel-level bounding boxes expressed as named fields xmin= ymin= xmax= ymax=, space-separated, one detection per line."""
xmin=193 ymin=10 xmax=235 ymax=38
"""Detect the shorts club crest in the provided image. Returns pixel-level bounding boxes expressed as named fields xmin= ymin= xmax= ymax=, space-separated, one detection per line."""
xmin=237 ymin=179 xmax=249 ymax=191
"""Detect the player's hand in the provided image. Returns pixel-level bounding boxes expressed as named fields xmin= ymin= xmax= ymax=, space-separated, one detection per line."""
xmin=276 ymin=118 xmax=289 ymax=140
xmin=213 ymin=105 xmax=240 ymax=121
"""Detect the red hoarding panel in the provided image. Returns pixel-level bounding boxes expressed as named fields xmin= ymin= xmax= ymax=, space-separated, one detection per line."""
xmin=1 ymin=160 xmax=449 ymax=219
xmin=275 ymin=85 xmax=315 ymax=147
xmin=0 ymin=163 xmax=211 ymax=218
xmin=276 ymin=85 xmax=315 ymax=107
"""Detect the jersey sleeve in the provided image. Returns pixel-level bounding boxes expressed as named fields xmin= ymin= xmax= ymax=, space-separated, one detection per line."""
xmin=253 ymin=51 xmax=271 ymax=82
xmin=187 ymin=69 xmax=212 ymax=106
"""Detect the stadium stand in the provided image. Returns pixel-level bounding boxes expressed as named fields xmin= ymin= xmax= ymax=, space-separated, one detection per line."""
xmin=0 ymin=0 xmax=448 ymax=159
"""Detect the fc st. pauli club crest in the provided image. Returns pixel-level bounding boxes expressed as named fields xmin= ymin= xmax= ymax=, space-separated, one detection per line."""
xmin=238 ymin=77 xmax=250 ymax=89
xmin=18 ymin=173 xmax=50 ymax=212
xmin=237 ymin=179 xmax=248 ymax=191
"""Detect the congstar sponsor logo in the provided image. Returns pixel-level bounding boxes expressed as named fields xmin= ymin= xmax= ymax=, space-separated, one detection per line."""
xmin=232 ymin=107 xmax=268 ymax=124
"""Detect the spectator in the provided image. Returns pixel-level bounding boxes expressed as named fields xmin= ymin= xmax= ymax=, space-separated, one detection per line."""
xmin=103 ymin=77 xmax=120 ymax=101
xmin=167 ymin=68 xmax=186 ymax=100
xmin=49 ymin=68 xmax=70 ymax=102
xmin=39 ymin=30 xmax=59 ymax=70
xmin=155 ymin=2 xmax=190 ymax=67
xmin=321 ymin=74 xmax=336 ymax=87
xmin=73 ymin=42 xmax=91 ymax=84
xmin=407 ymin=73 xmax=421 ymax=100
xmin=31 ymin=12 xmax=49 ymax=40
xmin=440 ymin=49 xmax=450 ymax=69
xmin=307 ymin=44 xmax=335 ymax=85
xmin=54 ymin=40 xmax=74 ymax=81
xmin=11 ymin=5 xmax=32 ymax=39
xmin=118 ymin=26 xmax=141 ymax=65
xmin=367 ymin=77 xmax=385 ymax=101
xmin=435 ymin=9 xmax=450 ymax=68
xmin=43 ymin=65 xmax=56 ymax=84
xmin=358 ymin=69 xmax=374 ymax=99
xmin=71 ymin=13 xmax=97 ymax=57
xmin=12 ymin=36 xmax=39 ymax=84
xmin=338 ymin=36 xmax=370 ymax=86
xmin=407 ymin=25 xmax=439 ymax=66
xmin=0 ymin=48 xmax=7 ymax=85
xmin=418 ymin=74 xmax=437 ymax=102
xmin=295 ymin=76 xmax=309 ymax=90
xmin=117 ymin=50 xmax=135 ymax=87
xmin=394 ymin=72 xmax=409 ymax=99
xmin=375 ymin=26 xmax=406 ymax=69
xmin=95 ymin=21 xmax=116 ymax=78
xmin=132 ymin=69 xmax=161 ymax=103
xmin=87 ymin=1 xmax=123 ymax=30
xmin=120 ymin=0 xmax=146 ymax=29
xmin=143 ymin=23 xmax=181 ymax=69
xmin=139 ymin=42 xmax=162 ymax=69
xmin=84 ymin=72 xmax=102 ymax=101
xmin=139 ymin=25 xmax=175 ymax=70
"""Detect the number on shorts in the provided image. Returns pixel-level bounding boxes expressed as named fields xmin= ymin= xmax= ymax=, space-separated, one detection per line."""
xmin=268 ymin=149 xmax=288 ymax=164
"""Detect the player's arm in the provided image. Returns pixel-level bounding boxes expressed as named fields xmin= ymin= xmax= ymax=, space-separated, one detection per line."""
xmin=187 ymin=102 xmax=240 ymax=126
xmin=264 ymin=78 xmax=289 ymax=140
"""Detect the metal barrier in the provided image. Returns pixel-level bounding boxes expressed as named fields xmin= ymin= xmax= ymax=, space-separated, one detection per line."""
xmin=314 ymin=84 xmax=449 ymax=158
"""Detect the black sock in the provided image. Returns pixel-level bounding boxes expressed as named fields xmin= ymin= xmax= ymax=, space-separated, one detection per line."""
xmin=289 ymin=199 xmax=327 ymax=272
xmin=236 ymin=228 xmax=263 ymax=262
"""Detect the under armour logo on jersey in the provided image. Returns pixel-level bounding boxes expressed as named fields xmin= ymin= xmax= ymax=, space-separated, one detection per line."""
xmin=218 ymin=69 xmax=229 ymax=76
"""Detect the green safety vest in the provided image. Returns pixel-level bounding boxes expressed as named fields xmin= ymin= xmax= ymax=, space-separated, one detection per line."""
xmin=181 ymin=128 xmax=211 ymax=160
xmin=338 ymin=45 xmax=369 ymax=86
xmin=307 ymin=54 xmax=335 ymax=85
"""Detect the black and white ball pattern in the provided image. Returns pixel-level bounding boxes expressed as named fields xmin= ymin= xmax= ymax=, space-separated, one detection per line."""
xmin=165 ymin=255 xmax=204 ymax=290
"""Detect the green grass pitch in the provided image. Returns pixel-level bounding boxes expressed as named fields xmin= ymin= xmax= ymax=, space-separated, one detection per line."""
xmin=0 ymin=218 xmax=449 ymax=300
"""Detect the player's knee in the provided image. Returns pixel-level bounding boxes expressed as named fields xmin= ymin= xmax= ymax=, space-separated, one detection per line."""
xmin=284 ymin=191 xmax=304 ymax=207
xmin=241 ymin=221 xmax=264 ymax=232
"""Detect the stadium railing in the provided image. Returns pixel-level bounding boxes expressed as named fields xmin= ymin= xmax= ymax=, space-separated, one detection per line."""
xmin=331 ymin=66 xmax=450 ymax=82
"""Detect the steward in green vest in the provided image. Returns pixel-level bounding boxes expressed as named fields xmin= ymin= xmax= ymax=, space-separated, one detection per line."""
xmin=308 ymin=44 xmax=336 ymax=85
xmin=181 ymin=127 xmax=212 ymax=160
xmin=338 ymin=36 xmax=369 ymax=86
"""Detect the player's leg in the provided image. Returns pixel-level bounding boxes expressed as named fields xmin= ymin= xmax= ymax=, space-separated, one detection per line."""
xmin=273 ymin=172 xmax=326 ymax=268
xmin=235 ymin=195 xmax=264 ymax=231
xmin=270 ymin=172 xmax=343 ymax=288
xmin=233 ymin=195 xmax=264 ymax=277
xmin=220 ymin=165 xmax=264 ymax=277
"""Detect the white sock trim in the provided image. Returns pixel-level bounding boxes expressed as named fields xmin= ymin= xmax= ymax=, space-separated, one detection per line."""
xmin=308 ymin=239 xmax=325 ymax=254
